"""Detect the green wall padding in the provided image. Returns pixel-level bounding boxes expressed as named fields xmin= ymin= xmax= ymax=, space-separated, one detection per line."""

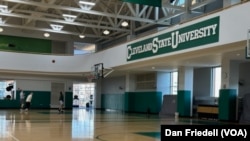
xmin=101 ymin=94 xmax=124 ymax=110
xmin=0 ymin=35 xmax=52 ymax=53
xmin=24 ymin=91 xmax=51 ymax=108
xmin=0 ymin=91 xmax=73 ymax=109
xmin=65 ymin=92 xmax=73 ymax=109
xmin=218 ymin=89 xmax=237 ymax=121
xmin=177 ymin=90 xmax=191 ymax=117
xmin=0 ymin=91 xmax=51 ymax=109
xmin=124 ymin=91 xmax=162 ymax=113
xmin=0 ymin=100 xmax=19 ymax=108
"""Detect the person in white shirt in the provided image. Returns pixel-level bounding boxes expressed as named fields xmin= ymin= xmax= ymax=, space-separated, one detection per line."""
xmin=25 ymin=92 xmax=33 ymax=112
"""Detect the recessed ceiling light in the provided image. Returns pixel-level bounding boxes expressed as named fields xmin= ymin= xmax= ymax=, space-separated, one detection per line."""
xmin=50 ymin=24 xmax=64 ymax=31
xmin=62 ymin=14 xmax=77 ymax=22
xmin=44 ymin=33 xmax=50 ymax=37
xmin=0 ymin=5 xmax=7 ymax=8
xmin=103 ymin=30 xmax=110 ymax=35
xmin=62 ymin=14 xmax=77 ymax=18
xmin=0 ymin=5 xmax=8 ymax=13
xmin=0 ymin=17 xmax=4 ymax=24
xmin=79 ymin=34 xmax=85 ymax=38
xmin=79 ymin=1 xmax=96 ymax=6
xmin=121 ymin=21 xmax=128 ymax=27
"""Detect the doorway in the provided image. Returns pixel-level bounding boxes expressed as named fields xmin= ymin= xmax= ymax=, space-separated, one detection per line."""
xmin=51 ymin=82 xmax=65 ymax=108
xmin=73 ymin=83 xmax=95 ymax=108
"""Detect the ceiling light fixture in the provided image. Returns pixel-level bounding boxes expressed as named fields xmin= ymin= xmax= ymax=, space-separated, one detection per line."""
xmin=0 ymin=5 xmax=8 ymax=13
xmin=44 ymin=33 xmax=50 ymax=37
xmin=50 ymin=24 xmax=64 ymax=31
xmin=103 ymin=30 xmax=110 ymax=35
xmin=121 ymin=21 xmax=128 ymax=27
xmin=79 ymin=1 xmax=96 ymax=6
xmin=0 ymin=17 xmax=4 ymax=24
xmin=62 ymin=14 xmax=77 ymax=22
xmin=79 ymin=34 xmax=85 ymax=38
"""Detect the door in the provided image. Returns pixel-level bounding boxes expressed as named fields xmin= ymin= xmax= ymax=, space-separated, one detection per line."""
xmin=73 ymin=83 xmax=95 ymax=108
xmin=51 ymin=82 xmax=65 ymax=108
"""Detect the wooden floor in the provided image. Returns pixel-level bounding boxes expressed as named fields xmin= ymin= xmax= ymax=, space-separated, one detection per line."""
xmin=0 ymin=108 xmax=242 ymax=141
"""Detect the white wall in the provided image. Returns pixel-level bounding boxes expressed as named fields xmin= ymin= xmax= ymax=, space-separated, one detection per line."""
xmin=193 ymin=68 xmax=212 ymax=98
xmin=0 ymin=3 xmax=250 ymax=74
xmin=238 ymin=62 xmax=250 ymax=97
xmin=157 ymin=72 xmax=171 ymax=95
xmin=16 ymin=79 xmax=51 ymax=91
xmin=219 ymin=2 xmax=250 ymax=45
xmin=0 ymin=72 xmax=77 ymax=94
xmin=101 ymin=76 xmax=126 ymax=94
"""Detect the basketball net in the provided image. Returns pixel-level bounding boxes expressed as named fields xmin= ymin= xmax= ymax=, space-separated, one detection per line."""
xmin=86 ymin=74 xmax=95 ymax=82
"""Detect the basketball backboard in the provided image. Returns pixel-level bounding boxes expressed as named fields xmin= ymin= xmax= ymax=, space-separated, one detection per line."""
xmin=247 ymin=29 xmax=250 ymax=59
xmin=91 ymin=63 xmax=104 ymax=79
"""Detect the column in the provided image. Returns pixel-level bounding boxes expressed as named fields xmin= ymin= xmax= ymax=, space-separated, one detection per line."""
xmin=220 ymin=57 xmax=240 ymax=121
xmin=177 ymin=66 xmax=194 ymax=117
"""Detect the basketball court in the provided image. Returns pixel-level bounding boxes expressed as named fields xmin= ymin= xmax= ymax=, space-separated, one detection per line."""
xmin=0 ymin=108 xmax=241 ymax=141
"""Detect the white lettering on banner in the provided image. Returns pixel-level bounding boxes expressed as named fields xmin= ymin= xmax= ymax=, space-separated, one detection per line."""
xmin=172 ymin=24 xmax=217 ymax=48
xmin=127 ymin=23 xmax=218 ymax=60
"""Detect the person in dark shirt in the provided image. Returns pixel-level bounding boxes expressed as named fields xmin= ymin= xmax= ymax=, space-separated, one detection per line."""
xmin=58 ymin=91 xmax=64 ymax=113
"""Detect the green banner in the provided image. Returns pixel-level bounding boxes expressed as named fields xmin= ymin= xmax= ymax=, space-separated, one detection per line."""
xmin=122 ymin=0 xmax=162 ymax=7
xmin=127 ymin=16 xmax=220 ymax=61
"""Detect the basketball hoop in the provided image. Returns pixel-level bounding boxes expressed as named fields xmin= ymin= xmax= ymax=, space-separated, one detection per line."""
xmin=86 ymin=74 xmax=95 ymax=82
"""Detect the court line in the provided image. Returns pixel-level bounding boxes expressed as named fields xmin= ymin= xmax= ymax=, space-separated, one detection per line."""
xmin=8 ymin=132 xmax=20 ymax=141
xmin=95 ymin=132 xmax=159 ymax=141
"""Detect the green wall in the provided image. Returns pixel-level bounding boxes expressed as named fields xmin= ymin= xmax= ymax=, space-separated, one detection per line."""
xmin=0 ymin=35 xmax=52 ymax=53
xmin=0 ymin=91 xmax=73 ymax=109
xmin=26 ymin=91 xmax=51 ymax=108
xmin=0 ymin=100 xmax=19 ymax=108
xmin=101 ymin=92 xmax=162 ymax=113
xmin=177 ymin=90 xmax=191 ymax=117
xmin=124 ymin=91 xmax=162 ymax=114
xmin=122 ymin=0 xmax=161 ymax=7
xmin=218 ymin=89 xmax=237 ymax=121
xmin=101 ymin=94 xmax=124 ymax=110
xmin=65 ymin=92 xmax=73 ymax=109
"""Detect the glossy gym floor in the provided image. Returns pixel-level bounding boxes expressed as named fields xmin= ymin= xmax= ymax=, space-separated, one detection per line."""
xmin=0 ymin=108 xmax=243 ymax=141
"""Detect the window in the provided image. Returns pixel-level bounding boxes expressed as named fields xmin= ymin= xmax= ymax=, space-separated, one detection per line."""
xmin=175 ymin=0 xmax=198 ymax=6
xmin=0 ymin=80 xmax=16 ymax=100
xmin=212 ymin=67 xmax=221 ymax=97
xmin=176 ymin=0 xmax=185 ymax=6
xmin=73 ymin=83 xmax=95 ymax=108
xmin=74 ymin=42 xmax=95 ymax=55
xmin=170 ymin=71 xmax=178 ymax=95
xmin=136 ymin=73 xmax=156 ymax=90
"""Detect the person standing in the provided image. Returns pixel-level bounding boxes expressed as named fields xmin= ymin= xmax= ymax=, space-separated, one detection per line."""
xmin=25 ymin=92 xmax=33 ymax=112
xmin=20 ymin=89 xmax=25 ymax=110
xmin=58 ymin=91 xmax=64 ymax=113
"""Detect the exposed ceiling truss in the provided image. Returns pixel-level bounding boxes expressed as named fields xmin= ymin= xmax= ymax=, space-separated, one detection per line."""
xmin=0 ymin=0 xmax=216 ymax=46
